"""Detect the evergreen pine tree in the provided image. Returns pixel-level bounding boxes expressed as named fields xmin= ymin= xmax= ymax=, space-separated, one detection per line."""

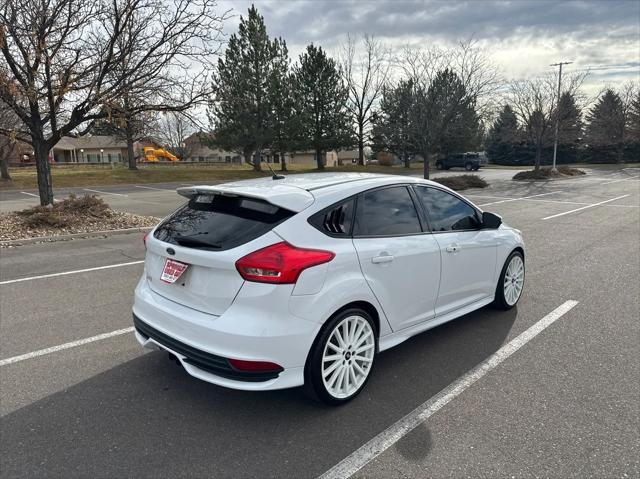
xmin=210 ymin=6 xmax=279 ymax=171
xmin=292 ymin=44 xmax=353 ymax=169
xmin=268 ymin=38 xmax=294 ymax=171
xmin=586 ymin=89 xmax=626 ymax=162
xmin=486 ymin=105 xmax=521 ymax=164
xmin=371 ymin=80 xmax=417 ymax=168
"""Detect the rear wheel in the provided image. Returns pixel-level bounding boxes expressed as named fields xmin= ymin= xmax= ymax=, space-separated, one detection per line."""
xmin=305 ymin=308 xmax=376 ymax=405
xmin=493 ymin=251 xmax=525 ymax=310
xmin=465 ymin=162 xmax=473 ymax=171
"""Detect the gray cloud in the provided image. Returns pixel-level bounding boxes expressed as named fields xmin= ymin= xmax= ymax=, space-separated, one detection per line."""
xmin=218 ymin=0 xmax=640 ymax=91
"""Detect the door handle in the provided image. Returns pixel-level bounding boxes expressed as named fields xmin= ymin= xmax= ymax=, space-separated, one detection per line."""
xmin=372 ymin=254 xmax=394 ymax=264
xmin=445 ymin=244 xmax=460 ymax=253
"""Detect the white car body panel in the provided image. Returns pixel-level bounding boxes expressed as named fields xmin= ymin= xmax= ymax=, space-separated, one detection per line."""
xmin=133 ymin=173 xmax=525 ymax=391
xmin=352 ymin=234 xmax=441 ymax=330
xmin=432 ymin=229 xmax=498 ymax=316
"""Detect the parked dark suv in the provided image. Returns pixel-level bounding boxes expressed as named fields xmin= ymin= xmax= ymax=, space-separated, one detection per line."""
xmin=435 ymin=153 xmax=484 ymax=171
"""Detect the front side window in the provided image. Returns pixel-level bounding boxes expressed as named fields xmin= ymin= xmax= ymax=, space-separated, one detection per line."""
xmin=354 ymin=186 xmax=422 ymax=236
xmin=414 ymin=186 xmax=480 ymax=232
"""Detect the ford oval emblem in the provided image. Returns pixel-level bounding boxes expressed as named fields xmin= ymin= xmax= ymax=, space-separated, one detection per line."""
xmin=166 ymin=247 xmax=175 ymax=256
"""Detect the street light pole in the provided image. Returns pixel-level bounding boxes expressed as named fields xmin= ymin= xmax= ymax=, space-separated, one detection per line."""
xmin=550 ymin=61 xmax=572 ymax=172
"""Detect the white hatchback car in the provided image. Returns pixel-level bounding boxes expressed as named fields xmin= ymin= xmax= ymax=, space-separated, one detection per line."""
xmin=133 ymin=173 xmax=525 ymax=404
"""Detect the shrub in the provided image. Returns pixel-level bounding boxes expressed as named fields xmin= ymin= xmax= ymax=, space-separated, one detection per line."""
xmin=433 ymin=174 xmax=488 ymax=191
xmin=15 ymin=194 xmax=112 ymax=228
xmin=512 ymin=167 xmax=585 ymax=181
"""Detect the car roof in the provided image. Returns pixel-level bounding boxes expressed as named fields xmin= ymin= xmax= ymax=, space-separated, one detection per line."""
xmin=178 ymin=173 xmax=448 ymax=212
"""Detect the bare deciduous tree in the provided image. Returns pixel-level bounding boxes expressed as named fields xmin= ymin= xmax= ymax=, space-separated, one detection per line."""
xmin=395 ymin=39 xmax=500 ymax=121
xmin=342 ymin=34 xmax=390 ymax=165
xmin=0 ymin=0 xmax=227 ymax=205
xmin=154 ymin=112 xmax=196 ymax=160
xmin=508 ymin=71 xmax=586 ymax=170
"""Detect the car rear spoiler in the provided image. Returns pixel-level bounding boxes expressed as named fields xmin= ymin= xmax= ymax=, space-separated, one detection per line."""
xmin=176 ymin=184 xmax=315 ymax=213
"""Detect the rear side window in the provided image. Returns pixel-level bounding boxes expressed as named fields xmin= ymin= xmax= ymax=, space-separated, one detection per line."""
xmin=414 ymin=186 xmax=480 ymax=232
xmin=154 ymin=194 xmax=294 ymax=250
xmin=354 ymin=186 xmax=422 ymax=236
xmin=308 ymin=199 xmax=355 ymax=237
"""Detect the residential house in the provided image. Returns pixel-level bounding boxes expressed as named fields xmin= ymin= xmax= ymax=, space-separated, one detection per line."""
xmin=184 ymin=133 xmax=242 ymax=163
xmin=287 ymin=151 xmax=339 ymax=167
xmin=183 ymin=132 xmax=340 ymax=167
xmin=52 ymin=136 xmax=128 ymax=163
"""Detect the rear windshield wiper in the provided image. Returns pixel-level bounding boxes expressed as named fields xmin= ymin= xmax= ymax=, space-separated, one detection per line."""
xmin=174 ymin=235 xmax=222 ymax=250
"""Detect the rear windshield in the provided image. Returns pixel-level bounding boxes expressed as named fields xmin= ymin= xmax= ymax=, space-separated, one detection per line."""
xmin=154 ymin=193 xmax=294 ymax=251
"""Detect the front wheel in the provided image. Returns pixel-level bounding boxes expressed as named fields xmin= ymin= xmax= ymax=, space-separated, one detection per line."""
xmin=465 ymin=162 xmax=474 ymax=171
xmin=305 ymin=309 xmax=377 ymax=405
xmin=493 ymin=251 xmax=525 ymax=310
xmin=436 ymin=162 xmax=443 ymax=170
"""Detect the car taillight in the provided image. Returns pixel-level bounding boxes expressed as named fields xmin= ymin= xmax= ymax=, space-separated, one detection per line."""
xmin=143 ymin=232 xmax=149 ymax=249
xmin=235 ymin=242 xmax=335 ymax=284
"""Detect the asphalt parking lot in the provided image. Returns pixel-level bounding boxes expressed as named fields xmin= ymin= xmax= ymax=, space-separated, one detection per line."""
xmin=1 ymin=167 xmax=639 ymax=478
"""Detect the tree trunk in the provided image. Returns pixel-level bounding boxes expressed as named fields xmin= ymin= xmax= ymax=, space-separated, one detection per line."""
xmin=423 ymin=153 xmax=430 ymax=180
xmin=404 ymin=152 xmax=411 ymax=168
xmin=0 ymin=140 xmax=13 ymax=181
xmin=280 ymin=152 xmax=287 ymax=171
xmin=126 ymin=117 xmax=137 ymax=170
xmin=617 ymin=143 xmax=624 ymax=164
xmin=358 ymin=123 xmax=365 ymax=166
xmin=534 ymin=143 xmax=542 ymax=171
xmin=34 ymin=140 xmax=54 ymax=205
xmin=316 ymin=148 xmax=324 ymax=170
xmin=243 ymin=148 xmax=252 ymax=167
xmin=253 ymin=149 xmax=262 ymax=172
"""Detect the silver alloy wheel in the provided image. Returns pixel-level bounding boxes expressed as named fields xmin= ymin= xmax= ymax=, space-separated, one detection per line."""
xmin=321 ymin=315 xmax=375 ymax=399
xmin=503 ymin=255 xmax=524 ymax=306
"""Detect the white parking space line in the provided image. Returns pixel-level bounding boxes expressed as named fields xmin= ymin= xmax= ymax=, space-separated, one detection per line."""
xmin=466 ymin=195 xmax=514 ymax=200
xmin=134 ymin=185 xmax=174 ymax=191
xmin=601 ymin=176 xmax=640 ymax=185
xmin=542 ymin=195 xmax=631 ymax=220
xmin=478 ymin=192 xmax=560 ymax=207
xmin=20 ymin=191 xmax=59 ymax=202
xmin=0 ymin=260 xmax=144 ymax=285
xmin=0 ymin=327 xmax=136 ymax=367
xmin=83 ymin=188 xmax=128 ymax=197
xmin=318 ymin=300 xmax=579 ymax=479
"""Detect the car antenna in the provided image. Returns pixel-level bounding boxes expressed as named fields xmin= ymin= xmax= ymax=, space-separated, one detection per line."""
xmin=265 ymin=161 xmax=285 ymax=180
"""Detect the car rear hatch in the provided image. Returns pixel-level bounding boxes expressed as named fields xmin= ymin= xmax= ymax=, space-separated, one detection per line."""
xmin=145 ymin=185 xmax=313 ymax=315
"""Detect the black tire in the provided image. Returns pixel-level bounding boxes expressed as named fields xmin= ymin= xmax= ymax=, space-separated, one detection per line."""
xmin=436 ymin=162 xmax=443 ymax=170
xmin=493 ymin=250 xmax=525 ymax=310
xmin=304 ymin=308 xmax=377 ymax=406
xmin=465 ymin=162 xmax=473 ymax=171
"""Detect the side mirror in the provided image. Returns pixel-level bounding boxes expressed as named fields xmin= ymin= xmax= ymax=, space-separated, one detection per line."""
xmin=482 ymin=211 xmax=502 ymax=229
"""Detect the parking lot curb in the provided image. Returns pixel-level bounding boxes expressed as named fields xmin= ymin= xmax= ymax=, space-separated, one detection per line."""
xmin=0 ymin=226 xmax=153 ymax=247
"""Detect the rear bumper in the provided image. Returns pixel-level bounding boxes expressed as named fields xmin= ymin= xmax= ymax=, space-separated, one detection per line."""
xmin=133 ymin=277 xmax=319 ymax=391
xmin=133 ymin=314 xmax=282 ymax=382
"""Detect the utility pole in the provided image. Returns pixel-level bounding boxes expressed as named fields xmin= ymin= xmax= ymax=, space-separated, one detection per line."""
xmin=550 ymin=61 xmax=572 ymax=171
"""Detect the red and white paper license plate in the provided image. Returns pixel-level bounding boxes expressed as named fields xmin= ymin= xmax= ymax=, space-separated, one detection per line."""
xmin=161 ymin=259 xmax=189 ymax=284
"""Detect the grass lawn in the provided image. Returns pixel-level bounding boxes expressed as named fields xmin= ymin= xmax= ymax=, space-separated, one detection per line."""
xmin=1 ymin=163 xmax=426 ymax=189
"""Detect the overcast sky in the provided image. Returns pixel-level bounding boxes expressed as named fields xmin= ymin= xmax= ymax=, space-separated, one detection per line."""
xmin=217 ymin=0 xmax=640 ymax=96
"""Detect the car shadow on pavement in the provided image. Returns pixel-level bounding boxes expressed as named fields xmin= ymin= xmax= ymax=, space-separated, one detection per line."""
xmin=1 ymin=306 xmax=517 ymax=479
